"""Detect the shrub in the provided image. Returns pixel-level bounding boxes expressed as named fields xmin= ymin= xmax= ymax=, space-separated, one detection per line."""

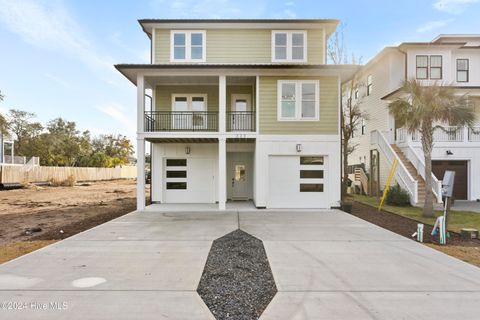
xmin=49 ymin=175 xmax=76 ymax=187
xmin=385 ymin=185 xmax=410 ymax=207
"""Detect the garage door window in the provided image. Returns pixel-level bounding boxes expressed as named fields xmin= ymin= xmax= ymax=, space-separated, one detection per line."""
xmin=300 ymin=184 xmax=324 ymax=192
xmin=300 ymin=156 xmax=324 ymax=165
xmin=300 ymin=170 xmax=323 ymax=179
xmin=166 ymin=159 xmax=187 ymax=190
xmin=166 ymin=182 xmax=187 ymax=190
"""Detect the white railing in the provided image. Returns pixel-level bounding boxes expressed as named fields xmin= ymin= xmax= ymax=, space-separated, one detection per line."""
xmin=433 ymin=126 xmax=463 ymax=142
xmin=401 ymin=145 xmax=443 ymax=203
xmin=398 ymin=126 xmax=480 ymax=144
xmin=371 ymin=130 xmax=418 ymax=205
xmin=469 ymin=127 xmax=480 ymax=142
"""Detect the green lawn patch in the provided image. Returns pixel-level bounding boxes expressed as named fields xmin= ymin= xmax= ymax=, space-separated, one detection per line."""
xmin=351 ymin=195 xmax=480 ymax=233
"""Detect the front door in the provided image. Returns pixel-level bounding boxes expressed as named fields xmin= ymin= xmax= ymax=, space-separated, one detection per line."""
xmin=230 ymin=94 xmax=252 ymax=131
xmin=232 ymin=161 xmax=248 ymax=199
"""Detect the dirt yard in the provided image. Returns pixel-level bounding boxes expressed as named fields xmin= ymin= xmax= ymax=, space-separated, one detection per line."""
xmin=0 ymin=180 xmax=146 ymax=263
xmin=350 ymin=201 xmax=480 ymax=267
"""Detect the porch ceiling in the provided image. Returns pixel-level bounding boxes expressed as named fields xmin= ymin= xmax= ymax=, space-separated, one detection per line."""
xmin=145 ymin=138 xmax=256 ymax=143
xmin=144 ymin=75 xmax=256 ymax=87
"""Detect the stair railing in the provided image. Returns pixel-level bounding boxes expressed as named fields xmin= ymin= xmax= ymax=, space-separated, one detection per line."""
xmin=401 ymin=145 xmax=443 ymax=203
xmin=371 ymin=130 xmax=418 ymax=205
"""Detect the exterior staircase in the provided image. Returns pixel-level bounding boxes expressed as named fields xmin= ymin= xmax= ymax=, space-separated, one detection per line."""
xmin=391 ymin=144 xmax=427 ymax=205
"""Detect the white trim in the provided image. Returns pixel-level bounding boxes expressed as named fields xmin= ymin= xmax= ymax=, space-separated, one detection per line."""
xmin=271 ymin=30 xmax=307 ymax=63
xmin=170 ymin=30 xmax=206 ymax=63
xmin=255 ymin=76 xmax=260 ymax=134
xmin=152 ymin=28 xmax=156 ymax=64
xmin=277 ymin=80 xmax=320 ymax=121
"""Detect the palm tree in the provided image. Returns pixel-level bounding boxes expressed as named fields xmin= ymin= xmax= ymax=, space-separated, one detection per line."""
xmin=388 ymin=80 xmax=475 ymax=217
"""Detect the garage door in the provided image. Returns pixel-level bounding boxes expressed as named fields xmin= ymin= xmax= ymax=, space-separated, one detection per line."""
xmin=432 ymin=160 xmax=468 ymax=200
xmin=164 ymin=158 xmax=215 ymax=203
xmin=268 ymin=155 xmax=328 ymax=208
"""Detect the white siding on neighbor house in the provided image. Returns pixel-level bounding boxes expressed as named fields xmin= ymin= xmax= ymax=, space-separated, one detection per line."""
xmin=451 ymin=49 xmax=480 ymax=85
xmin=347 ymin=50 xmax=405 ymax=189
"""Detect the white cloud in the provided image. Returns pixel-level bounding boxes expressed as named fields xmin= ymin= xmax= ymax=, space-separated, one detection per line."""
xmin=285 ymin=1 xmax=295 ymax=6
xmin=96 ymin=103 xmax=136 ymax=135
xmin=284 ymin=9 xmax=297 ymax=18
xmin=45 ymin=73 xmax=70 ymax=88
xmin=416 ymin=19 xmax=454 ymax=32
xmin=433 ymin=0 xmax=480 ymax=14
xmin=0 ymin=0 xmax=114 ymax=72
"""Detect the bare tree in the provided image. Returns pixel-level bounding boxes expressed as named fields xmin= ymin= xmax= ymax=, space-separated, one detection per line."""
xmin=328 ymin=25 xmax=366 ymax=197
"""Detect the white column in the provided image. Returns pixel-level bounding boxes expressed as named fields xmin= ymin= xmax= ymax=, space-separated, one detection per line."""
xmin=136 ymin=74 xmax=146 ymax=210
xmin=137 ymin=138 xmax=146 ymax=211
xmin=218 ymin=137 xmax=226 ymax=210
xmin=137 ymin=74 xmax=145 ymax=133
xmin=219 ymin=75 xmax=226 ymax=133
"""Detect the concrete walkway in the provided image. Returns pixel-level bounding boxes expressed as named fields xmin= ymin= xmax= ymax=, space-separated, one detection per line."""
xmin=1 ymin=209 xmax=480 ymax=319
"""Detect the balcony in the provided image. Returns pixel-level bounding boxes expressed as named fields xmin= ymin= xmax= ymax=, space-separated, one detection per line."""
xmin=144 ymin=111 xmax=256 ymax=132
xmin=145 ymin=111 xmax=218 ymax=132
xmin=395 ymin=126 xmax=480 ymax=145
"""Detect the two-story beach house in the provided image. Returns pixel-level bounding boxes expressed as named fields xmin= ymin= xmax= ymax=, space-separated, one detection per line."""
xmin=116 ymin=19 xmax=358 ymax=210
xmin=346 ymin=34 xmax=480 ymax=205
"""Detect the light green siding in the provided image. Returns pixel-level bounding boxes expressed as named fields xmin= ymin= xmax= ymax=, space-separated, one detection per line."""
xmin=259 ymin=76 xmax=339 ymax=134
xmin=154 ymin=85 xmax=253 ymax=112
xmin=154 ymin=29 xmax=324 ymax=64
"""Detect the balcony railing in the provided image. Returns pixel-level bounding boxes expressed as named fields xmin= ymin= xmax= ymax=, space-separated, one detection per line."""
xmin=226 ymin=111 xmax=256 ymax=132
xmin=145 ymin=111 xmax=218 ymax=132
xmin=397 ymin=126 xmax=480 ymax=144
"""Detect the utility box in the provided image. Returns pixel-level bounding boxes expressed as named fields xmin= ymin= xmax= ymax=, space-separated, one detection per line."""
xmin=461 ymin=228 xmax=479 ymax=240
xmin=442 ymin=170 xmax=455 ymax=198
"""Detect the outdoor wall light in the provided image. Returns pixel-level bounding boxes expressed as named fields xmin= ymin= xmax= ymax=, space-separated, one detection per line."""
xmin=185 ymin=146 xmax=191 ymax=155
xmin=446 ymin=150 xmax=453 ymax=155
xmin=296 ymin=144 xmax=302 ymax=152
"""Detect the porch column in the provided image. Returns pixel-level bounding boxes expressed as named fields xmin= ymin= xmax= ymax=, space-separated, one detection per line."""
xmin=137 ymin=138 xmax=146 ymax=210
xmin=219 ymin=75 xmax=226 ymax=133
xmin=136 ymin=74 xmax=146 ymax=211
xmin=137 ymin=74 xmax=145 ymax=133
xmin=218 ymin=137 xmax=227 ymax=210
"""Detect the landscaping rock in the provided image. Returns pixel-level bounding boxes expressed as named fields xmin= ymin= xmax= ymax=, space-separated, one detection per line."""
xmin=197 ymin=229 xmax=277 ymax=320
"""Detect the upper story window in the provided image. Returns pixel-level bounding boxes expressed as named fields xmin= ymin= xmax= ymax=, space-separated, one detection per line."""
xmin=272 ymin=31 xmax=307 ymax=62
xmin=361 ymin=118 xmax=366 ymax=135
xmin=366 ymin=75 xmax=373 ymax=96
xmin=354 ymin=89 xmax=359 ymax=100
xmin=457 ymin=59 xmax=469 ymax=82
xmin=277 ymin=80 xmax=319 ymax=121
xmin=416 ymin=55 xmax=443 ymax=80
xmin=429 ymin=55 xmax=442 ymax=79
xmin=171 ymin=30 xmax=206 ymax=62
xmin=416 ymin=55 xmax=428 ymax=79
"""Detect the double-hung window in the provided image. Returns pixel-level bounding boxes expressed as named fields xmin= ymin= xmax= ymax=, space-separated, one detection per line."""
xmin=457 ymin=59 xmax=469 ymax=82
xmin=366 ymin=75 xmax=373 ymax=96
xmin=171 ymin=31 xmax=206 ymax=62
xmin=272 ymin=31 xmax=307 ymax=62
xmin=416 ymin=55 xmax=428 ymax=79
xmin=429 ymin=55 xmax=442 ymax=79
xmin=277 ymin=80 xmax=319 ymax=121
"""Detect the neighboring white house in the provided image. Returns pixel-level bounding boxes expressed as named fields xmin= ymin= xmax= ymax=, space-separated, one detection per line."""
xmin=0 ymin=133 xmax=14 ymax=164
xmin=346 ymin=34 xmax=480 ymax=204
xmin=116 ymin=19 xmax=359 ymax=210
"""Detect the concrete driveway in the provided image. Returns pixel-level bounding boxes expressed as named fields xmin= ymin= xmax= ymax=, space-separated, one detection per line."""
xmin=1 ymin=209 xmax=480 ymax=319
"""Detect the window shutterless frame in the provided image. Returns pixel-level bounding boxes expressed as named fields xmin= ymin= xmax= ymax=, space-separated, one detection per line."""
xmin=456 ymin=59 xmax=469 ymax=83
xmin=170 ymin=30 xmax=206 ymax=62
xmin=271 ymin=30 xmax=307 ymax=62
xmin=429 ymin=55 xmax=442 ymax=80
xmin=416 ymin=55 xmax=428 ymax=79
xmin=277 ymin=80 xmax=320 ymax=121
xmin=366 ymin=75 xmax=373 ymax=96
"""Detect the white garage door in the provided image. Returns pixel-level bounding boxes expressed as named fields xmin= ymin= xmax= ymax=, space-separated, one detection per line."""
xmin=164 ymin=158 xmax=215 ymax=203
xmin=268 ymin=155 xmax=328 ymax=208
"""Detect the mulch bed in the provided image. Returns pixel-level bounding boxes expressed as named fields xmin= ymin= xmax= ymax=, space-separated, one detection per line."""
xmin=350 ymin=201 xmax=480 ymax=247
xmin=197 ymin=229 xmax=277 ymax=320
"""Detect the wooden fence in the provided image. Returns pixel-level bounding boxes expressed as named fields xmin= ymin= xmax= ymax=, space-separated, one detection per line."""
xmin=0 ymin=165 xmax=137 ymax=184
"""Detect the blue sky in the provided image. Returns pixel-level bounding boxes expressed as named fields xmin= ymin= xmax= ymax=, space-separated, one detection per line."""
xmin=0 ymin=0 xmax=479 ymax=145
